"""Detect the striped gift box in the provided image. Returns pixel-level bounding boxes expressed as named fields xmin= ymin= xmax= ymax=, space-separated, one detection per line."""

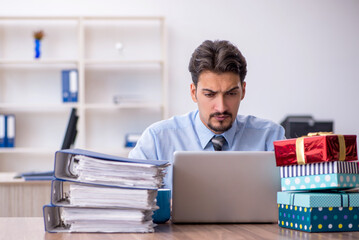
xmin=280 ymin=161 xmax=359 ymax=178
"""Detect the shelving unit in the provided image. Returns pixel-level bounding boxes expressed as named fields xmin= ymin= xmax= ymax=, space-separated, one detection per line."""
xmin=0 ymin=16 xmax=167 ymax=172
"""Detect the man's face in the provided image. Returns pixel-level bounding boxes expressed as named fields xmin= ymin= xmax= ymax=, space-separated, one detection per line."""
xmin=191 ymin=71 xmax=246 ymax=134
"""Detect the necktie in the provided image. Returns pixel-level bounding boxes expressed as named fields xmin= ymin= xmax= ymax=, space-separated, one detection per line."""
xmin=211 ymin=135 xmax=226 ymax=151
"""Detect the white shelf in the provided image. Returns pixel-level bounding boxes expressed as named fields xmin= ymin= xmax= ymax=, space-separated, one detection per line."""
xmin=0 ymin=16 xmax=167 ymax=172
xmin=0 ymin=147 xmax=131 ymax=156
xmin=0 ymin=103 xmax=79 ymax=112
xmin=0 ymin=148 xmax=55 ymax=155
xmin=0 ymin=16 xmax=79 ymax=21
xmin=84 ymin=103 xmax=163 ymax=110
xmin=83 ymin=16 xmax=164 ymax=21
xmin=0 ymin=16 xmax=164 ymax=21
xmin=0 ymin=59 xmax=78 ymax=65
xmin=84 ymin=59 xmax=163 ymax=65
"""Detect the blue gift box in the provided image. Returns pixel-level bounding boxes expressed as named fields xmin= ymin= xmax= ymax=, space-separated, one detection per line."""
xmin=277 ymin=191 xmax=359 ymax=232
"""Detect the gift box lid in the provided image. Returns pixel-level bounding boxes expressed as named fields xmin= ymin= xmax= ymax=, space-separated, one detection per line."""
xmin=277 ymin=191 xmax=359 ymax=208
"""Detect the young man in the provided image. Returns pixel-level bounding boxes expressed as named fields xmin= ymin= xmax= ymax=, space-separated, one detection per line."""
xmin=129 ymin=40 xmax=285 ymax=188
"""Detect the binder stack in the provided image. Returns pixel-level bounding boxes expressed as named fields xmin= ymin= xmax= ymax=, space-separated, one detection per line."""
xmin=43 ymin=149 xmax=169 ymax=233
xmin=273 ymin=133 xmax=359 ymax=232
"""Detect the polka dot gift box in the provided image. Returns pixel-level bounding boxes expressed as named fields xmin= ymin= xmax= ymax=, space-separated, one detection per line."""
xmin=281 ymin=174 xmax=359 ymax=191
xmin=280 ymin=161 xmax=359 ymax=191
xmin=277 ymin=191 xmax=359 ymax=232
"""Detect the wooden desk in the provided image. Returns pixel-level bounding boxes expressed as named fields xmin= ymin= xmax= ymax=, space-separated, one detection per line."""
xmin=2 ymin=217 xmax=359 ymax=240
xmin=0 ymin=173 xmax=51 ymax=217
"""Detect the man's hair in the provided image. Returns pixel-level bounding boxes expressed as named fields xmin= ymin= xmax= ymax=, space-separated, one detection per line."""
xmin=188 ymin=40 xmax=247 ymax=87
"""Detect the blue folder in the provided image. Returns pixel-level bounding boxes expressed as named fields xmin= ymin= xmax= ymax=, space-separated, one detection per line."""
xmin=0 ymin=114 xmax=5 ymax=147
xmin=62 ymin=69 xmax=78 ymax=103
xmin=6 ymin=114 xmax=15 ymax=147
xmin=16 ymin=171 xmax=54 ymax=181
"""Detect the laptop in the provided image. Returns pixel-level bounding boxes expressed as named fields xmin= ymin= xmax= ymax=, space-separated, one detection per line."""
xmin=171 ymin=151 xmax=280 ymax=223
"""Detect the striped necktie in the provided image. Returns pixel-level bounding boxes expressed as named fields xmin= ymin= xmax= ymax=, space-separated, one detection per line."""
xmin=211 ymin=135 xmax=226 ymax=151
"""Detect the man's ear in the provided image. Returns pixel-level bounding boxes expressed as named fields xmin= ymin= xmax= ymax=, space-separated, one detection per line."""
xmin=190 ymin=83 xmax=198 ymax=103
xmin=241 ymin=81 xmax=246 ymax=100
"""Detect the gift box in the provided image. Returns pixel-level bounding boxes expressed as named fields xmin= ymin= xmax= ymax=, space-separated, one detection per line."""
xmin=277 ymin=191 xmax=359 ymax=232
xmin=274 ymin=134 xmax=357 ymax=166
xmin=280 ymin=161 xmax=359 ymax=178
xmin=281 ymin=173 xmax=359 ymax=191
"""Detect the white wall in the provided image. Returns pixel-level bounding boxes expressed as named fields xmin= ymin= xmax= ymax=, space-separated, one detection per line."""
xmin=1 ymin=0 xmax=359 ymax=134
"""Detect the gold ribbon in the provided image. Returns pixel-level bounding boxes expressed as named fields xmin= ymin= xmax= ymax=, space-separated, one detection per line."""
xmin=295 ymin=132 xmax=346 ymax=165
xmin=296 ymin=137 xmax=306 ymax=165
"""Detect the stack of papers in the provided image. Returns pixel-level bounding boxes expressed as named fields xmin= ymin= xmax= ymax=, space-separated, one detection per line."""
xmin=62 ymin=207 xmax=154 ymax=233
xmin=71 ymin=155 xmax=166 ymax=188
xmin=43 ymin=148 xmax=169 ymax=233
xmin=52 ymin=180 xmax=158 ymax=209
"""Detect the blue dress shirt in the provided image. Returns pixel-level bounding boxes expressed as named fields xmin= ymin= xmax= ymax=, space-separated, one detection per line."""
xmin=129 ymin=109 xmax=285 ymax=189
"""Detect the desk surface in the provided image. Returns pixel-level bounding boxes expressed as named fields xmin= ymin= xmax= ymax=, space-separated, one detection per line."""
xmin=2 ymin=218 xmax=359 ymax=240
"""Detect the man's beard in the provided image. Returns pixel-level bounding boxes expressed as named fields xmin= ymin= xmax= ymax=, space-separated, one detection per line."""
xmin=207 ymin=111 xmax=233 ymax=133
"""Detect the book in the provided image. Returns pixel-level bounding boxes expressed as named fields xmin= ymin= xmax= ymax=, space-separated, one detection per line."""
xmin=43 ymin=205 xmax=155 ymax=233
xmin=54 ymin=148 xmax=169 ymax=189
xmin=51 ymin=179 xmax=158 ymax=210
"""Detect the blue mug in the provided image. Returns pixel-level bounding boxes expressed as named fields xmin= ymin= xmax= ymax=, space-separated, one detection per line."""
xmin=153 ymin=189 xmax=171 ymax=223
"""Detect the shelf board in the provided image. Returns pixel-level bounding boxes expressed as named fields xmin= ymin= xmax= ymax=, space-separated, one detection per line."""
xmin=83 ymin=16 xmax=164 ymax=21
xmin=0 ymin=147 xmax=132 ymax=158
xmin=0 ymin=103 xmax=79 ymax=112
xmin=0 ymin=16 xmax=164 ymax=21
xmin=0 ymin=148 xmax=56 ymax=155
xmin=0 ymin=59 xmax=79 ymax=65
xmin=84 ymin=59 xmax=163 ymax=65
xmin=85 ymin=103 xmax=163 ymax=110
xmin=0 ymin=16 xmax=80 ymax=21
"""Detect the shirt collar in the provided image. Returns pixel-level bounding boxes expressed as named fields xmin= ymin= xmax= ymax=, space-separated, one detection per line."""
xmin=194 ymin=110 xmax=237 ymax=149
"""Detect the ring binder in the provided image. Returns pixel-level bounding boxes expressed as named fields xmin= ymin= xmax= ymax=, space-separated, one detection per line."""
xmin=43 ymin=148 xmax=170 ymax=233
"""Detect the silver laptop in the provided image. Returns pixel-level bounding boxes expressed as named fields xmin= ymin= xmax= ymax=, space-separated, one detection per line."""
xmin=172 ymin=151 xmax=280 ymax=223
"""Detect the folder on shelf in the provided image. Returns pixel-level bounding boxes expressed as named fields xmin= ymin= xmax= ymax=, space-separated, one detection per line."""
xmin=15 ymin=171 xmax=54 ymax=181
xmin=0 ymin=114 xmax=15 ymax=148
xmin=51 ymin=179 xmax=158 ymax=210
xmin=43 ymin=205 xmax=155 ymax=233
xmin=125 ymin=133 xmax=142 ymax=148
xmin=54 ymin=148 xmax=169 ymax=189
xmin=0 ymin=114 xmax=5 ymax=147
xmin=5 ymin=114 xmax=15 ymax=147
xmin=62 ymin=69 xmax=78 ymax=103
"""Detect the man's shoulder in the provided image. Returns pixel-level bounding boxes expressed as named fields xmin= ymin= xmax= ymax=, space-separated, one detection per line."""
xmin=236 ymin=114 xmax=282 ymax=130
xmin=147 ymin=110 xmax=197 ymax=133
